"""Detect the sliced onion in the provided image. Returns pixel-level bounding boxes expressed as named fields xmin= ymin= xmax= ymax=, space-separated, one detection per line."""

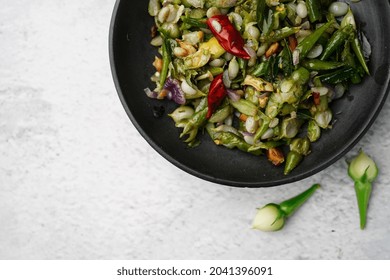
xmin=306 ymin=44 xmax=323 ymax=59
xmin=293 ymin=49 xmax=300 ymax=66
xmin=269 ymin=118 xmax=280 ymax=128
xmin=240 ymin=131 xmax=255 ymax=145
xmin=247 ymin=25 xmax=260 ymax=40
xmin=229 ymin=12 xmax=243 ymax=30
xmin=261 ymin=128 xmax=274 ymax=140
xmin=243 ymin=134 xmax=255 ymax=145
xmin=257 ymin=43 xmax=269 ymax=57
xmin=224 ymin=115 xmax=233 ymax=126
xmin=241 ymin=131 xmax=254 ymax=137
xmin=181 ymin=80 xmax=197 ymax=96
xmin=207 ymin=7 xmax=221 ymax=18
xmin=209 ymin=58 xmax=225 ymax=67
xmin=311 ymin=86 xmax=329 ymax=96
xmin=296 ymin=2 xmax=308 ymax=19
xmin=301 ymin=20 xmax=311 ymax=30
xmin=243 ymin=45 xmax=257 ymax=59
xmin=163 ymin=77 xmax=186 ymax=104
xmin=224 ymin=52 xmax=234 ymax=61
xmin=245 ymin=116 xmax=258 ymax=134
xmin=228 ymin=58 xmax=239 ymax=80
xmin=150 ymin=35 xmax=163 ymax=47
xmin=226 ymin=89 xmax=241 ymax=102
xmin=215 ymin=124 xmax=239 ymax=135
xmin=144 ymin=87 xmax=158 ymax=99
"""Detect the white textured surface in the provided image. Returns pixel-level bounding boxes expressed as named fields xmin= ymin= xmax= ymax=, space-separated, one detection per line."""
xmin=1 ymin=0 xmax=390 ymax=260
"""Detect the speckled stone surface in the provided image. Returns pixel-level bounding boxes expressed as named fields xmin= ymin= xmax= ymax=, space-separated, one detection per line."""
xmin=1 ymin=0 xmax=390 ymax=260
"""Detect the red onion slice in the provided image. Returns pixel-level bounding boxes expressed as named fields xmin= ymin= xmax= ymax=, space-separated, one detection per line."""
xmin=226 ymin=89 xmax=241 ymax=102
xmin=144 ymin=87 xmax=158 ymax=99
xmin=163 ymin=77 xmax=186 ymax=105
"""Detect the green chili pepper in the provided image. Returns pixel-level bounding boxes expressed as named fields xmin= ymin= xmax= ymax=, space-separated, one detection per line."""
xmin=213 ymin=131 xmax=262 ymax=156
xmin=252 ymin=105 xmax=270 ymax=137
xmin=319 ymin=24 xmax=354 ymax=61
xmin=252 ymin=184 xmax=320 ymax=231
xmin=260 ymin=27 xmax=300 ymax=43
xmin=306 ymin=0 xmax=322 ymax=23
xmin=230 ymin=99 xmax=258 ymax=116
xmin=257 ymin=0 xmax=267 ymax=32
xmin=208 ymin=104 xmax=233 ymax=123
xmin=341 ymin=41 xmax=362 ymax=84
xmin=181 ymin=16 xmax=208 ymax=29
xmin=348 ymin=150 xmax=379 ymax=229
xmin=284 ymin=151 xmax=302 ymax=175
xmin=318 ymin=67 xmax=356 ymax=84
xmin=301 ymin=59 xmax=344 ymax=71
xmin=253 ymin=118 xmax=270 ymax=142
xmin=296 ymin=20 xmax=334 ymax=59
xmin=351 ymin=35 xmax=370 ymax=75
xmin=262 ymin=8 xmax=274 ymax=36
xmin=341 ymin=8 xmax=370 ymax=75
xmin=250 ymin=60 xmax=271 ymax=77
xmin=238 ymin=57 xmax=248 ymax=78
xmin=284 ymin=137 xmax=311 ymax=175
xmin=250 ymin=140 xmax=285 ymax=152
xmin=159 ymin=32 xmax=172 ymax=88
xmin=180 ymin=107 xmax=208 ymax=139
xmin=279 ymin=103 xmax=296 ymax=116
xmin=291 ymin=66 xmax=311 ymax=84
xmin=209 ymin=67 xmax=224 ymax=76
xmin=277 ymin=43 xmax=293 ymax=76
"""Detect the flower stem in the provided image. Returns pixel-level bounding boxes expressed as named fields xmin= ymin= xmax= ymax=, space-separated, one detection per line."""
xmin=354 ymin=180 xmax=372 ymax=229
xmin=279 ymin=184 xmax=320 ymax=217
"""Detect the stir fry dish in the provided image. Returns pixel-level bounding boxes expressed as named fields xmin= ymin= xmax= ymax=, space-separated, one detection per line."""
xmin=145 ymin=0 xmax=370 ymax=175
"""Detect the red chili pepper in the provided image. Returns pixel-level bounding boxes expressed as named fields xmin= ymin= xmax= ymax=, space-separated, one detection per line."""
xmin=206 ymin=15 xmax=251 ymax=60
xmin=207 ymin=74 xmax=226 ymax=119
xmin=312 ymin=92 xmax=321 ymax=106
xmin=288 ymin=35 xmax=298 ymax=52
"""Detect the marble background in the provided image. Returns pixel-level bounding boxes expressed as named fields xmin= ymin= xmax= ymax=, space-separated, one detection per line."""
xmin=1 ymin=0 xmax=390 ymax=259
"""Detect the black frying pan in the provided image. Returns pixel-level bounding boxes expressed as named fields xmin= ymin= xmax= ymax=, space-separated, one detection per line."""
xmin=109 ymin=0 xmax=390 ymax=187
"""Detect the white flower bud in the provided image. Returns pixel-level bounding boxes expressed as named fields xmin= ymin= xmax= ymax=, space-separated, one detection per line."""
xmin=252 ymin=204 xmax=285 ymax=232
